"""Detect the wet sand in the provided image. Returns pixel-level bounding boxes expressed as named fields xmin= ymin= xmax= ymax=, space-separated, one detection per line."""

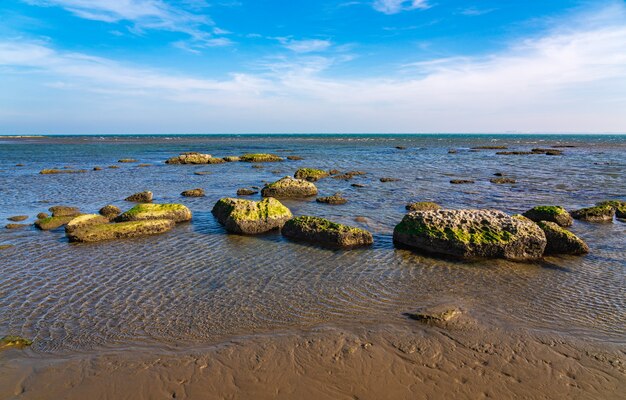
xmin=2 ymin=315 xmax=623 ymax=400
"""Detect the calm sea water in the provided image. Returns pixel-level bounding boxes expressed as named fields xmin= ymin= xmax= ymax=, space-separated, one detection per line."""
xmin=0 ymin=134 xmax=624 ymax=355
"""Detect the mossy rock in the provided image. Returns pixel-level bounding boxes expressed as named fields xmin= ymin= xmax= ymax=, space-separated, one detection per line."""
xmin=223 ymin=156 xmax=241 ymax=162
xmin=294 ymin=168 xmax=329 ymax=182
xmin=67 ymin=219 xmax=175 ymax=243
xmin=165 ymin=153 xmax=213 ymax=164
xmin=0 ymin=244 xmax=13 ymax=250
xmin=0 ymin=335 xmax=32 ymax=350
xmin=35 ymin=215 xmax=77 ymax=230
xmin=596 ymin=200 xmax=626 ymax=219
xmin=261 ymin=176 xmax=318 ymax=198
xmin=212 ymin=197 xmax=292 ymax=234
xmin=36 ymin=212 xmax=49 ymax=219
xmin=205 ymin=157 xmax=226 ymax=164
xmin=49 ymin=206 xmax=80 ymax=217
xmin=125 ymin=191 xmax=153 ymax=203
xmin=571 ymin=205 xmax=615 ymax=222
xmin=523 ymin=206 xmax=573 ymax=227
xmin=99 ymin=205 xmax=121 ymax=219
xmin=282 ymin=216 xmax=373 ymax=248
xmin=537 ymin=221 xmax=589 ymax=255
xmin=393 ymin=209 xmax=546 ymax=261
xmin=116 ymin=203 xmax=192 ymax=223
xmin=65 ymin=214 xmax=109 ymax=235
xmin=316 ymin=193 xmax=347 ymax=205
xmin=405 ymin=202 xmax=441 ymax=212
xmin=240 ymin=153 xmax=283 ymax=162
xmin=7 ymin=215 xmax=28 ymax=222
xmin=118 ymin=158 xmax=138 ymax=163
xmin=181 ymin=188 xmax=205 ymax=197
xmin=39 ymin=169 xmax=88 ymax=174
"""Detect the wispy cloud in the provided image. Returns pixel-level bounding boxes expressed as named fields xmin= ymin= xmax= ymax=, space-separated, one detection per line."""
xmin=373 ymin=0 xmax=430 ymax=15
xmin=278 ymin=38 xmax=332 ymax=53
xmin=460 ymin=7 xmax=496 ymax=17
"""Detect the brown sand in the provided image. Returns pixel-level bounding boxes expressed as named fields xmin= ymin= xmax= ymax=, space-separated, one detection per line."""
xmin=1 ymin=315 xmax=624 ymax=400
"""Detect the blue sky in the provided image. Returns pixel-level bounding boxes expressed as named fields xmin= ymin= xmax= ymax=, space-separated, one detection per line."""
xmin=1 ymin=0 xmax=625 ymax=133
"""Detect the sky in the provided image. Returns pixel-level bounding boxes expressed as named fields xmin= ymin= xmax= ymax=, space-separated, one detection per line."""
xmin=0 ymin=0 xmax=625 ymax=134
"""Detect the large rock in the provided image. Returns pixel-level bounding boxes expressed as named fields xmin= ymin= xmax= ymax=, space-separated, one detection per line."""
xmin=282 ymin=216 xmax=373 ymax=248
xmin=261 ymin=176 xmax=318 ymax=198
xmin=537 ymin=221 xmax=589 ymax=255
xmin=125 ymin=191 xmax=153 ymax=203
xmin=596 ymin=200 xmax=626 ymax=219
xmin=67 ymin=219 xmax=175 ymax=243
xmin=165 ymin=153 xmax=212 ymax=164
xmin=571 ymin=205 xmax=615 ymax=222
xmin=49 ymin=206 xmax=80 ymax=217
xmin=212 ymin=197 xmax=292 ymax=234
xmin=294 ymin=168 xmax=329 ymax=182
xmin=240 ymin=153 xmax=283 ymax=162
xmin=65 ymin=214 xmax=109 ymax=235
xmin=116 ymin=203 xmax=192 ymax=223
xmin=523 ymin=206 xmax=573 ymax=227
xmin=393 ymin=209 xmax=546 ymax=261
xmin=35 ymin=215 xmax=77 ymax=230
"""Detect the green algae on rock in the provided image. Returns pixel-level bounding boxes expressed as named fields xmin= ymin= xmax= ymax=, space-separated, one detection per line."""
xmin=223 ymin=156 xmax=241 ymax=162
xmin=282 ymin=216 xmax=373 ymax=248
xmin=165 ymin=153 xmax=213 ymax=164
xmin=294 ymin=168 xmax=329 ymax=182
xmin=39 ymin=169 xmax=88 ymax=174
xmin=523 ymin=206 xmax=573 ymax=227
xmin=393 ymin=209 xmax=546 ymax=261
xmin=261 ymin=176 xmax=318 ymax=198
xmin=65 ymin=214 xmax=110 ymax=235
xmin=0 ymin=244 xmax=13 ymax=250
xmin=67 ymin=219 xmax=176 ymax=243
xmin=571 ymin=205 xmax=615 ymax=222
xmin=212 ymin=197 xmax=292 ymax=234
xmin=240 ymin=153 xmax=283 ymax=162
xmin=405 ymin=202 xmax=441 ymax=212
xmin=118 ymin=158 xmax=138 ymax=163
xmin=596 ymin=200 xmax=626 ymax=219
xmin=35 ymin=215 xmax=77 ymax=230
xmin=237 ymin=188 xmax=258 ymax=196
xmin=0 ymin=335 xmax=32 ymax=350
xmin=537 ymin=221 xmax=589 ymax=255
xmin=116 ymin=203 xmax=192 ymax=223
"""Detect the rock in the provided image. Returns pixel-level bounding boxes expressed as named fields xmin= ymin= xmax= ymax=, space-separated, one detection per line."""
xmin=67 ymin=219 xmax=176 ymax=243
xmin=205 ymin=157 xmax=226 ymax=164
xmin=496 ymin=151 xmax=534 ymax=155
xmin=331 ymin=173 xmax=354 ymax=180
xmin=471 ymin=146 xmax=508 ymax=150
xmin=36 ymin=212 xmax=49 ymax=219
xmin=93 ymin=167 xmax=102 ymax=171
xmin=137 ymin=164 xmax=151 ymax=168
xmin=490 ymin=177 xmax=516 ymax=184
xmin=116 ymin=203 xmax=192 ymax=223
xmin=181 ymin=188 xmax=205 ymax=197
xmin=39 ymin=169 xmax=88 ymax=174
xmin=282 ymin=216 xmax=373 ymax=248
xmin=523 ymin=206 xmax=573 ymax=227
xmin=405 ymin=202 xmax=441 ymax=212
xmin=287 ymin=155 xmax=303 ymax=160
xmin=223 ymin=156 xmax=241 ymax=162
xmin=99 ymin=205 xmax=121 ymax=219
xmin=596 ymin=200 xmax=626 ymax=219
xmin=393 ymin=209 xmax=546 ymax=261
xmin=450 ymin=179 xmax=474 ymax=184
xmin=351 ymin=183 xmax=366 ymax=188
xmin=165 ymin=153 xmax=213 ymax=164
xmin=252 ymin=164 xmax=264 ymax=169
xmin=125 ymin=191 xmax=153 ymax=203
xmin=493 ymin=172 xmax=504 ymax=176
xmin=212 ymin=197 xmax=292 ymax=234
xmin=328 ymin=169 xmax=341 ymax=175
xmin=261 ymin=176 xmax=318 ymax=198
xmin=354 ymin=216 xmax=368 ymax=223
xmin=380 ymin=177 xmax=400 ymax=182
xmin=194 ymin=171 xmax=211 ymax=175
xmin=0 ymin=335 xmax=32 ymax=350
xmin=571 ymin=205 xmax=615 ymax=222
xmin=0 ymin=245 xmax=13 ymax=250
xmin=15 ymin=164 xmax=24 ymax=167
xmin=237 ymin=188 xmax=258 ymax=196
xmin=49 ymin=206 xmax=80 ymax=217
xmin=118 ymin=158 xmax=137 ymax=163
xmin=404 ymin=305 xmax=461 ymax=323
xmin=35 ymin=215 xmax=77 ymax=230
xmin=5 ymin=223 xmax=28 ymax=229
xmin=294 ymin=168 xmax=329 ymax=182
xmin=537 ymin=221 xmax=589 ymax=255
xmin=65 ymin=214 xmax=109 ymax=235
xmin=346 ymin=171 xmax=366 ymax=176
xmin=395 ymin=146 xmax=407 ymax=150
xmin=316 ymin=193 xmax=347 ymax=205
xmin=240 ymin=153 xmax=283 ymax=162
xmin=7 ymin=215 xmax=28 ymax=222
xmin=532 ymin=148 xmax=563 ymax=155
xmin=108 ymin=165 xmax=119 ymax=169
xmin=448 ymin=149 xmax=458 ymax=154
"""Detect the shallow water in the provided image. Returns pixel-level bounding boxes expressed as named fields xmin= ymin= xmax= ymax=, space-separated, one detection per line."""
xmin=0 ymin=134 xmax=624 ymax=355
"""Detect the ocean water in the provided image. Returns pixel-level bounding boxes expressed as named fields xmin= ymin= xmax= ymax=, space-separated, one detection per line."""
xmin=0 ymin=134 xmax=624 ymax=355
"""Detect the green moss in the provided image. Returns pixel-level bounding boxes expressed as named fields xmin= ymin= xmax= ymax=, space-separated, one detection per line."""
xmin=289 ymin=216 xmax=368 ymax=235
xmin=395 ymin=219 xmax=513 ymax=244
xmin=118 ymin=203 xmax=191 ymax=222
xmin=218 ymin=198 xmax=291 ymax=221
xmin=124 ymin=203 xmax=184 ymax=217
xmin=294 ymin=168 xmax=328 ymax=181
xmin=240 ymin=153 xmax=283 ymax=162
xmin=530 ymin=206 xmax=567 ymax=216
xmin=0 ymin=335 xmax=32 ymax=349
xmin=34 ymin=215 xmax=76 ymax=230
xmin=537 ymin=221 xmax=577 ymax=240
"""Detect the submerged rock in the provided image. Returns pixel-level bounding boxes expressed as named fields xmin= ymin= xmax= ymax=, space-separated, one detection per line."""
xmin=240 ymin=153 xmax=283 ymax=162
xmin=523 ymin=206 xmax=573 ymax=227
xmin=471 ymin=146 xmax=508 ymax=150
xmin=39 ymin=169 xmax=88 ymax=174
xmin=181 ymin=188 xmax=205 ymax=197
xmin=395 ymin=146 xmax=407 ymax=150
xmin=67 ymin=219 xmax=175 ymax=243
xmin=165 ymin=153 xmax=212 ymax=164
xmin=36 ymin=212 xmax=49 ymax=219
xmin=65 ymin=214 xmax=109 ymax=235
xmin=0 ymin=244 xmax=13 ymax=250
xmin=532 ymin=148 xmax=563 ymax=155
xmin=5 ymin=223 xmax=28 ymax=229
xmin=0 ymin=335 xmax=32 ymax=350
xmin=125 ymin=191 xmax=153 ymax=203
xmin=7 ymin=215 xmax=28 ymax=222
xmin=316 ymin=193 xmax=347 ymax=205
xmin=93 ymin=167 xmax=102 ymax=171
xmin=405 ymin=202 xmax=441 ymax=212
xmin=571 ymin=205 xmax=615 ymax=222
xmin=35 ymin=215 xmax=77 ymax=230
xmin=404 ymin=305 xmax=461 ymax=323
xmin=236 ymin=188 xmax=258 ymax=196
xmin=380 ymin=177 xmax=400 ymax=182
xmin=261 ymin=176 xmax=318 ymax=198
xmin=205 ymin=157 xmax=226 ymax=164
xmin=596 ymin=200 xmax=626 ymax=219
xmin=49 ymin=206 xmax=80 ymax=217
xmin=490 ymin=177 xmax=516 ymax=184
xmin=351 ymin=183 xmax=366 ymax=188
xmin=118 ymin=158 xmax=138 ymax=163
xmin=537 ymin=221 xmax=589 ymax=255
xmin=287 ymin=155 xmax=303 ymax=160
xmin=212 ymin=197 xmax=292 ymax=234
xmin=294 ymin=168 xmax=329 ymax=182
xmin=99 ymin=205 xmax=121 ymax=220
xmin=282 ymin=216 xmax=373 ymax=248
xmin=450 ymin=179 xmax=474 ymax=184
xmin=496 ymin=151 xmax=534 ymax=155
xmin=116 ymin=203 xmax=192 ymax=223
xmin=393 ymin=209 xmax=546 ymax=261
xmin=194 ymin=171 xmax=212 ymax=175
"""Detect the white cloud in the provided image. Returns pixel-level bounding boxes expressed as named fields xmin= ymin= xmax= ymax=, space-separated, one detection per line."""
xmin=373 ymin=0 xmax=430 ymax=15
xmin=278 ymin=38 xmax=332 ymax=53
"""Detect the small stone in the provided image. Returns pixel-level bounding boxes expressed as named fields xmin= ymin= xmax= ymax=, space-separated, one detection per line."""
xmin=7 ymin=215 xmax=28 ymax=222
xmin=490 ymin=177 xmax=516 ymax=184
xmin=380 ymin=177 xmax=400 ymax=182
xmin=450 ymin=179 xmax=474 ymax=184
xmin=93 ymin=167 xmax=102 ymax=171
xmin=448 ymin=149 xmax=458 ymax=154
xmin=395 ymin=146 xmax=407 ymax=150
xmin=99 ymin=205 xmax=122 ymax=219
xmin=5 ymin=223 xmax=28 ymax=229
xmin=194 ymin=171 xmax=212 ymax=175
xmin=405 ymin=202 xmax=441 ymax=212
xmin=36 ymin=212 xmax=49 ymax=219
xmin=125 ymin=191 xmax=153 ymax=203
xmin=351 ymin=183 xmax=366 ymax=188
xmin=237 ymin=188 xmax=258 ymax=196
xmin=404 ymin=305 xmax=461 ymax=323
xmin=181 ymin=188 xmax=205 ymax=197
xmin=316 ymin=193 xmax=347 ymax=205
xmin=118 ymin=158 xmax=138 ymax=163
xmin=49 ymin=206 xmax=80 ymax=217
